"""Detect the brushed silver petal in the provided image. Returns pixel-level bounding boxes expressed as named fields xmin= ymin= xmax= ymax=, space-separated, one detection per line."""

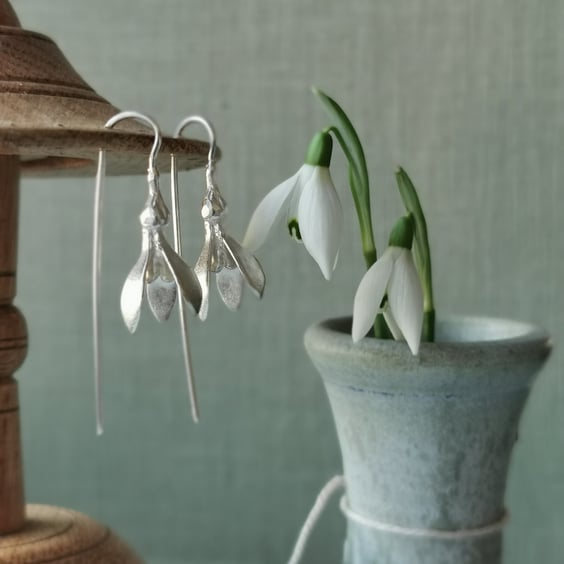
xmin=194 ymin=223 xmax=213 ymax=321
xmin=216 ymin=267 xmax=244 ymax=311
xmin=120 ymin=231 xmax=151 ymax=333
xmin=224 ymin=234 xmax=266 ymax=299
xmin=160 ymin=235 xmax=202 ymax=316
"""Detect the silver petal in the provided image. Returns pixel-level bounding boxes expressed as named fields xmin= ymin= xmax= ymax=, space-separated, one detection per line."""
xmin=216 ymin=267 xmax=244 ymax=311
xmin=224 ymin=234 xmax=266 ymax=299
xmin=159 ymin=234 xmax=202 ymax=316
xmin=146 ymin=262 xmax=177 ymax=323
xmin=120 ymin=231 xmax=151 ymax=333
xmin=194 ymin=223 xmax=214 ymax=321
xmin=146 ymin=241 xmax=177 ymax=322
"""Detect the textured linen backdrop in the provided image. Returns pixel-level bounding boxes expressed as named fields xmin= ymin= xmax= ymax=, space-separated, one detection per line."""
xmin=13 ymin=1 xmax=564 ymax=563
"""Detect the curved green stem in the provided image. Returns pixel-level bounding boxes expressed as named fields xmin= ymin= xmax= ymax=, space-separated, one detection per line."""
xmin=313 ymin=88 xmax=370 ymax=190
xmin=313 ymin=88 xmax=400 ymax=340
xmin=323 ymin=126 xmax=376 ymax=269
xmin=313 ymin=90 xmax=375 ymax=255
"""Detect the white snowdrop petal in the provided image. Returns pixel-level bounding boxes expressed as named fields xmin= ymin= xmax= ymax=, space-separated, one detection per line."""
xmin=388 ymin=250 xmax=424 ymax=355
xmin=287 ymin=164 xmax=315 ymax=219
xmin=242 ymin=171 xmax=298 ymax=252
xmin=297 ymin=167 xmax=343 ymax=280
xmin=383 ymin=305 xmax=403 ymax=341
xmin=352 ymin=250 xmax=394 ymax=342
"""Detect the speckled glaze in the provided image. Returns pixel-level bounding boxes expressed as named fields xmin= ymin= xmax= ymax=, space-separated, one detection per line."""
xmin=304 ymin=316 xmax=551 ymax=564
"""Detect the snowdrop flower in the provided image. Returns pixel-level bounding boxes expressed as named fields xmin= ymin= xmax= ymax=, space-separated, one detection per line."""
xmin=352 ymin=216 xmax=424 ymax=355
xmin=243 ymin=131 xmax=342 ymax=280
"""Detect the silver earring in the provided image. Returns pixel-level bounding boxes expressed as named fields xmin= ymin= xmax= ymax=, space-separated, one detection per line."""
xmin=93 ymin=111 xmax=202 ymax=434
xmin=173 ymin=116 xmax=265 ymax=321
xmin=92 ymin=146 xmax=106 ymax=435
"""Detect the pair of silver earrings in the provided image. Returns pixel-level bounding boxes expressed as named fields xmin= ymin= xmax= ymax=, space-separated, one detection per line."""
xmin=93 ymin=111 xmax=265 ymax=435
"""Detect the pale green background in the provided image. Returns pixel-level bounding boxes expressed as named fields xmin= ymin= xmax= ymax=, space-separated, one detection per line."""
xmin=11 ymin=0 xmax=564 ymax=563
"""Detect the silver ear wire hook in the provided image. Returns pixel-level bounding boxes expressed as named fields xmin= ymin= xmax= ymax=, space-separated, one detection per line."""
xmin=175 ymin=115 xmax=217 ymax=163
xmin=93 ymin=111 xmax=203 ymax=434
xmin=106 ymin=110 xmax=162 ymax=173
xmin=174 ymin=115 xmax=266 ymax=323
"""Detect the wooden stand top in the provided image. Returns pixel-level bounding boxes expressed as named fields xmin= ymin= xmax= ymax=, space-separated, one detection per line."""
xmin=0 ymin=3 xmax=212 ymax=178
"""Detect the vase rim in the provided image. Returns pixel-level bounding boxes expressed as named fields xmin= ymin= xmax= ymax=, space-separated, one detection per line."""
xmin=315 ymin=314 xmax=549 ymax=347
xmin=304 ymin=315 xmax=552 ymax=393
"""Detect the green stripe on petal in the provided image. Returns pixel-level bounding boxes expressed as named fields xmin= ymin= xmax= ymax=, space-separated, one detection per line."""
xmin=243 ymin=171 xmax=299 ymax=252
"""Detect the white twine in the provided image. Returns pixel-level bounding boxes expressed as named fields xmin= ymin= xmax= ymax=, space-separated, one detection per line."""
xmin=287 ymin=475 xmax=509 ymax=564
xmin=287 ymin=475 xmax=346 ymax=564
xmin=340 ymin=496 xmax=509 ymax=540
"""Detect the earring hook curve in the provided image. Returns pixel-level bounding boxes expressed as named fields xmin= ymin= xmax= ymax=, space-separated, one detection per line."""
xmin=174 ymin=115 xmax=216 ymax=164
xmin=105 ymin=110 xmax=162 ymax=172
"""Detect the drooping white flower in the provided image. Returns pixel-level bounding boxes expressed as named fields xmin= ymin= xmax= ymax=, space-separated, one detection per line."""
xmin=243 ymin=131 xmax=342 ymax=280
xmin=352 ymin=216 xmax=424 ymax=355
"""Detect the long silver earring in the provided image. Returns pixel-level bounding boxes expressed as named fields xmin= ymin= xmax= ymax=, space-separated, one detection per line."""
xmin=170 ymin=151 xmax=200 ymax=424
xmin=93 ymin=111 xmax=202 ymax=434
xmin=92 ymin=147 xmax=106 ymax=435
xmin=173 ymin=116 xmax=265 ymax=321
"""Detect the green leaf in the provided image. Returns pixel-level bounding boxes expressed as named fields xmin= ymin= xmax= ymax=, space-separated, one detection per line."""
xmin=394 ymin=167 xmax=435 ymax=336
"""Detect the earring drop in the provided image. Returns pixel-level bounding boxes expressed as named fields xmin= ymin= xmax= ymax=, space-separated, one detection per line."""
xmin=173 ymin=116 xmax=266 ymax=321
xmin=92 ymin=111 xmax=202 ymax=434
xmin=106 ymin=112 xmax=202 ymax=331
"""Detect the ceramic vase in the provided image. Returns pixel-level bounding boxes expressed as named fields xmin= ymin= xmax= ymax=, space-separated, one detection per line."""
xmin=304 ymin=316 xmax=551 ymax=564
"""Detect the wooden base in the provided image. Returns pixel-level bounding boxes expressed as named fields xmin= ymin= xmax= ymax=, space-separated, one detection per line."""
xmin=0 ymin=505 xmax=144 ymax=563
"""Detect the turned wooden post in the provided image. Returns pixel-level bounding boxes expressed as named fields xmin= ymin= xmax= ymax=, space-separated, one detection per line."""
xmin=0 ymin=154 xmax=26 ymax=533
xmin=0 ymin=0 xmax=209 ymax=559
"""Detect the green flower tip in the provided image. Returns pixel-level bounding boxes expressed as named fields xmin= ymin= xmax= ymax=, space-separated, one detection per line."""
xmin=304 ymin=131 xmax=333 ymax=168
xmin=388 ymin=215 xmax=414 ymax=249
xmin=288 ymin=218 xmax=302 ymax=240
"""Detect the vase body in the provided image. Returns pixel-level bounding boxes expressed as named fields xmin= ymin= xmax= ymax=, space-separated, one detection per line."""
xmin=304 ymin=316 xmax=551 ymax=564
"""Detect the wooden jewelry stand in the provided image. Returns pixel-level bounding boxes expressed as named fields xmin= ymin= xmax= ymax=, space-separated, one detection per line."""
xmin=0 ymin=1 xmax=209 ymax=561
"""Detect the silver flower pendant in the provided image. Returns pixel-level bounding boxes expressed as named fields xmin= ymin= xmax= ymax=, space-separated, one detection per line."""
xmin=121 ymin=186 xmax=202 ymax=333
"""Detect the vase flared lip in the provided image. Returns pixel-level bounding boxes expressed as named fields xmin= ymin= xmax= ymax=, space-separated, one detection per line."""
xmin=304 ymin=315 xmax=552 ymax=386
xmin=313 ymin=314 xmax=550 ymax=348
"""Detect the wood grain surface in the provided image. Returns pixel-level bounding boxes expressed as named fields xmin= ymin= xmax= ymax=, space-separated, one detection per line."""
xmin=0 ymin=155 xmax=25 ymax=534
xmin=0 ymin=1 xmax=212 ymax=177
xmin=0 ymin=505 xmax=143 ymax=563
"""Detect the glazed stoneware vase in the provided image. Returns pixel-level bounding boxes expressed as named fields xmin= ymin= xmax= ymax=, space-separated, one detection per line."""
xmin=304 ymin=316 xmax=551 ymax=564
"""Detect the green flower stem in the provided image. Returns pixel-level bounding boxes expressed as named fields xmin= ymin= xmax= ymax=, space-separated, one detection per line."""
xmin=324 ymin=126 xmax=384 ymax=338
xmin=321 ymin=124 xmax=376 ymax=269
xmin=314 ymin=88 xmax=402 ymax=341
xmin=394 ymin=167 xmax=435 ymax=341
xmin=313 ymin=88 xmax=370 ymax=192
xmin=344 ymin=140 xmax=377 ymax=268
xmin=374 ymin=312 xmax=393 ymax=340
xmin=423 ymin=310 xmax=435 ymax=343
